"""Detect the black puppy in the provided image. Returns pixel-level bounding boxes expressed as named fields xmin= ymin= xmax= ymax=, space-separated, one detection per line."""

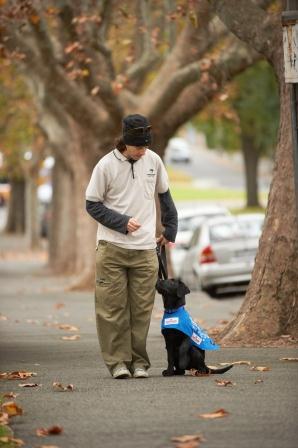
xmin=156 ymin=277 xmax=233 ymax=377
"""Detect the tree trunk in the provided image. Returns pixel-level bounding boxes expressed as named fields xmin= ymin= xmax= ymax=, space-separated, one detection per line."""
xmin=221 ymin=78 xmax=298 ymax=344
xmin=25 ymin=170 xmax=40 ymax=249
xmin=6 ymin=179 xmax=26 ymax=234
xmin=241 ymin=133 xmax=261 ymax=208
xmin=49 ymin=155 xmax=76 ymax=273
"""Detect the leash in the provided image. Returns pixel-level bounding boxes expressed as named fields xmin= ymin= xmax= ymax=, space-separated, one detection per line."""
xmin=156 ymin=244 xmax=168 ymax=280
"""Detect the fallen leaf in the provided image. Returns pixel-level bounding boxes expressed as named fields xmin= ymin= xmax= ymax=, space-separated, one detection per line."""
xmin=198 ymin=408 xmax=229 ymax=419
xmin=54 ymin=303 xmax=65 ymax=310
xmin=255 ymin=379 xmax=264 ymax=384
xmin=3 ymin=392 xmax=18 ymax=399
xmin=250 ymin=366 xmax=271 ymax=372
xmin=0 ymin=437 xmax=24 ymax=446
xmin=38 ymin=445 xmax=59 ymax=448
xmin=280 ymin=357 xmax=298 ymax=362
xmin=0 ymin=411 xmax=9 ymax=424
xmin=61 ymin=335 xmax=80 ymax=341
xmin=2 ymin=401 xmax=23 ymax=417
xmin=219 ymin=360 xmax=251 ymax=366
xmin=153 ymin=311 xmax=163 ymax=319
xmin=171 ymin=433 xmax=205 ymax=448
xmin=91 ymin=86 xmax=100 ymax=96
xmin=52 ymin=382 xmax=74 ymax=392
xmin=36 ymin=426 xmax=63 ymax=437
xmin=57 ymin=324 xmax=79 ymax=332
xmin=0 ymin=314 xmax=8 ymax=321
xmin=217 ymin=319 xmax=229 ymax=325
xmin=0 ymin=371 xmax=37 ymax=380
xmin=215 ymin=379 xmax=234 ymax=387
xmin=18 ymin=383 xmax=41 ymax=388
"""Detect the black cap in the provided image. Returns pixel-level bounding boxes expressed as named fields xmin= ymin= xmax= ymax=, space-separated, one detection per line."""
xmin=122 ymin=114 xmax=151 ymax=147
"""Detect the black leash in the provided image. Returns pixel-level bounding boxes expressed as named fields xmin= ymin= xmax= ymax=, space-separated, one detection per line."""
xmin=156 ymin=244 xmax=168 ymax=280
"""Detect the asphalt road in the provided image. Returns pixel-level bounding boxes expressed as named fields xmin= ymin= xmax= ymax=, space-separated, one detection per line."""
xmin=1 ymin=243 xmax=298 ymax=448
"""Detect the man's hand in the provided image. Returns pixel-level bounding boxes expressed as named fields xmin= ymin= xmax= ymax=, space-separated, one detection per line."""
xmin=156 ymin=235 xmax=169 ymax=246
xmin=127 ymin=217 xmax=141 ymax=233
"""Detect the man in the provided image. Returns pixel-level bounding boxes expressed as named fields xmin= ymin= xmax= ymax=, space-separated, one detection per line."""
xmin=86 ymin=114 xmax=177 ymax=379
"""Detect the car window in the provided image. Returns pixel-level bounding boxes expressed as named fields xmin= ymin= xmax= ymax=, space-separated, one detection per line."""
xmin=209 ymin=219 xmax=263 ymax=242
xmin=189 ymin=226 xmax=201 ymax=248
xmin=237 ymin=220 xmax=264 ymax=237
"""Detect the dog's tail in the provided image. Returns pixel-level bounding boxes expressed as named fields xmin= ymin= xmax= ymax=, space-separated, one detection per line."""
xmin=208 ymin=364 xmax=233 ymax=374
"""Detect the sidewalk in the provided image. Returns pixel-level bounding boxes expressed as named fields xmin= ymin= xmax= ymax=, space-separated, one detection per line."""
xmin=0 ymin=235 xmax=297 ymax=448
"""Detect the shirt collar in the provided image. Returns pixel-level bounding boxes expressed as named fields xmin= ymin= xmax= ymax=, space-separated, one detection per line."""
xmin=113 ymin=148 xmax=128 ymax=162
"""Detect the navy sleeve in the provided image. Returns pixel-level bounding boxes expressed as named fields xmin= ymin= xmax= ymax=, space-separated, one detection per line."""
xmin=86 ymin=200 xmax=131 ymax=235
xmin=158 ymin=189 xmax=178 ymax=242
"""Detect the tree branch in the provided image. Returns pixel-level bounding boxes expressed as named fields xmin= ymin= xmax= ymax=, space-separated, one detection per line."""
xmin=207 ymin=0 xmax=280 ymax=64
xmin=159 ymin=37 xmax=260 ymax=140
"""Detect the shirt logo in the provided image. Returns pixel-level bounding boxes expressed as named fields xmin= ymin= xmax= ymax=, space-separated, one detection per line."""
xmin=147 ymin=168 xmax=155 ymax=177
xmin=191 ymin=333 xmax=202 ymax=344
xmin=164 ymin=317 xmax=179 ymax=325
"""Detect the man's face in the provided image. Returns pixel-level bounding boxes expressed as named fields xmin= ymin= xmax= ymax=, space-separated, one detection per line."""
xmin=124 ymin=145 xmax=147 ymax=160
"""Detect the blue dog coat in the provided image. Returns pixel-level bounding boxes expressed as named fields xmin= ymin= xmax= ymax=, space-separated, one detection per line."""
xmin=161 ymin=306 xmax=219 ymax=351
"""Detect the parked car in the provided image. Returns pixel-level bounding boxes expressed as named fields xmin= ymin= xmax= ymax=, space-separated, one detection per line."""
xmin=170 ymin=206 xmax=230 ymax=277
xmin=179 ymin=213 xmax=264 ymax=297
xmin=165 ymin=137 xmax=192 ymax=163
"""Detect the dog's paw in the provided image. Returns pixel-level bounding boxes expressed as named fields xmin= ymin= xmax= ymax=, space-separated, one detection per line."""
xmin=162 ymin=369 xmax=174 ymax=376
xmin=174 ymin=369 xmax=185 ymax=376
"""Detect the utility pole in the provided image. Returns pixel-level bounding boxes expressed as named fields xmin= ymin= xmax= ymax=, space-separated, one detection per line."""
xmin=282 ymin=0 xmax=298 ymax=215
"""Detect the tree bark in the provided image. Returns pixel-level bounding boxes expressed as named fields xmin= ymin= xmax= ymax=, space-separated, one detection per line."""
xmin=241 ymin=133 xmax=261 ymax=208
xmin=49 ymin=155 xmax=76 ymax=273
xmin=6 ymin=179 xmax=26 ymax=234
xmin=221 ymin=80 xmax=298 ymax=343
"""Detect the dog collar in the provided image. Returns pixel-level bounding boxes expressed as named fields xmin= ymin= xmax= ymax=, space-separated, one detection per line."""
xmin=164 ymin=305 xmax=184 ymax=314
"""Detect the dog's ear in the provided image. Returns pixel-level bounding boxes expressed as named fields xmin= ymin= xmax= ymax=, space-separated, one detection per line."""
xmin=177 ymin=280 xmax=190 ymax=298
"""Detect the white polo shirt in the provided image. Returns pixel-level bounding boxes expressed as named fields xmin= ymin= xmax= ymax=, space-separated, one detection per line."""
xmin=86 ymin=148 xmax=169 ymax=249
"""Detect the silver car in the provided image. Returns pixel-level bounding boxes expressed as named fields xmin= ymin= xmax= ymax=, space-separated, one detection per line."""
xmin=180 ymin=214 xmax=264 ymax=297
xmin=169 ymin=206 xmax=230 ymax=277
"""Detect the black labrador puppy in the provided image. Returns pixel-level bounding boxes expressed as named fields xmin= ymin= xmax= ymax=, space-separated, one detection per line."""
xmin=156 ymin=277 xmax=233 ymax=377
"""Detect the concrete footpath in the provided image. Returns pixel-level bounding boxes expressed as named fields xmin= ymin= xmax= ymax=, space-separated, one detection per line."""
xmin=0 ymin=238 xmax=298 ymax=448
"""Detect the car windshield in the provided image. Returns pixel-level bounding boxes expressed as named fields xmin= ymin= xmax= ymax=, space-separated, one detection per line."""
xmin=178 ymin=214 xmax=224 ymax=232
xmin=210 ymin=219 xmax=263 ymax=242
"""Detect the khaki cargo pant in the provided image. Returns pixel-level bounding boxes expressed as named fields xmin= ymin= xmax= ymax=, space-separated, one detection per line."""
xmin=95 ymin=240 xmax=159 ymax=375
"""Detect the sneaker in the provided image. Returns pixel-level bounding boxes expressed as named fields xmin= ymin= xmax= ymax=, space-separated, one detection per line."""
xmin=133 ymin=368 xmax=149 ymax=378
xmin=112 ymin=367 xmax=131 ymax=379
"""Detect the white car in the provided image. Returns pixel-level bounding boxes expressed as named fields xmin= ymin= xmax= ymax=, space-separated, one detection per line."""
xmin=179 ymin=214 xmax=264 ymax=297
xmin=169 ymin=206 xmax=230 ymax=277
xmin=165 ymin=137 xmax=192 ymax=163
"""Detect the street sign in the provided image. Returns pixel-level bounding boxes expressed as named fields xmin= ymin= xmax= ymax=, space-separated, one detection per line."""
xmin=283 ymin=19 xmax=298 ymax=83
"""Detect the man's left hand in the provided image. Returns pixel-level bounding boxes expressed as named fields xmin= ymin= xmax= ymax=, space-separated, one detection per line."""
xmin=156 ymin=235 xmax=169 ymax=246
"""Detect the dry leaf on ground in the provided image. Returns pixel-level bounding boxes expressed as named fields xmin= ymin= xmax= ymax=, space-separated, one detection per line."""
xmin=36 ymin=426 xmax=63 ymax=437
xmin=61 ymin=335 xmax=80 ymax=341
xmin=57 ymin=324 xmax=79 ymax=332
xmin=18 ymin=383 xmax=41 ymax=388
xmin=0 ymin=314 xmax=8 ymax=321
xmin=0 ymin=371 xmax=37 ymax=380
xmin=3 ymin=392 xmax=18 ymax=399
xmin=198 ymin=408 xmax=229 ymax=419
xmin=255 ymin=379 xmax=264 ymax=384
xmin=215 ymin=379 xmax=235 ymax=387
xmin=250 ymin=366 xmax=271 ymax=372
xmin=171 ymin=433 xmax=205 ymax=448
xmin=280 ymin=357 xmax=298 ymax=362
xmin=219 ymin=360 xmax=251 ymax=366
xmin=2 ymin=401 xmax=23 ymax=417
xmin=217 ymin=319 xmax=229 ymax=325
xmin=52 ymin=382 xmax=74 ymax=392
xmin=54 ymin=302 xmax=65 ymax=309
xmin=0 ymin=436 xmax=24 ymax=446
xmin=38 ymin=445 xmax=59 ymax=448
xmin=0 ymin=411 xmax=9 ymax=424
